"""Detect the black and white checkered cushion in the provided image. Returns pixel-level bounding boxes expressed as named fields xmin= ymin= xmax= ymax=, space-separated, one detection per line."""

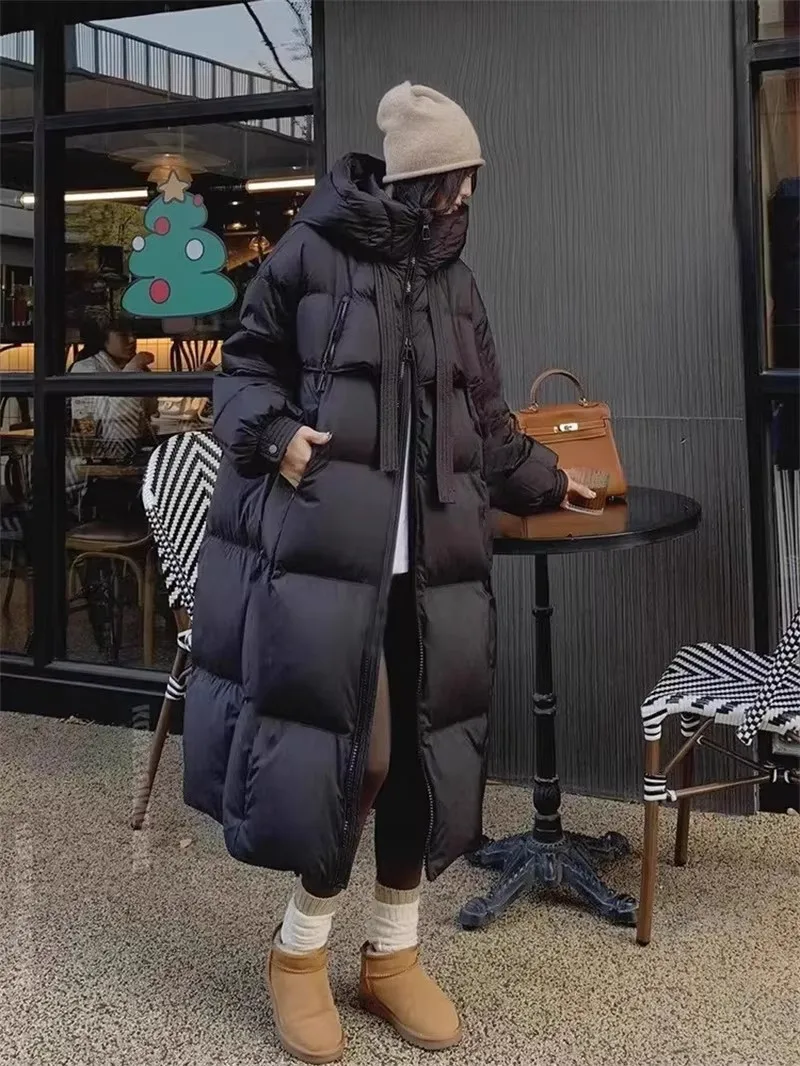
xmin=141 ymin=430 xmax=222 ymax=616
xmin=641 ymin=606 xmax=800 ymax=747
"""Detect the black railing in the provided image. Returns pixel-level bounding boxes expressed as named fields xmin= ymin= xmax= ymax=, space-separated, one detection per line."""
xmin=1 ymin=24 xmax=312 ymax=140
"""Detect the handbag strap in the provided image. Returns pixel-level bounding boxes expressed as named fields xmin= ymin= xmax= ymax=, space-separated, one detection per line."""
xmin=529 ymin=368 xmax=589 ymax=410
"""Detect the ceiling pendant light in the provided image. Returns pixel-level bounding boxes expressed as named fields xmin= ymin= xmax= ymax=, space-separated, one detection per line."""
xmin=245 ymin=176 xmax=315 ymax=193
xmin=19 ymin=188 xmax=150 ymax=206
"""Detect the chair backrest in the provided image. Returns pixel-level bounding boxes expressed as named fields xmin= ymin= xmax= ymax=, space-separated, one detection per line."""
xmin=141 ymin=430 xmax=222 ymax=617
xmin=0 ymin=442 xmax=32 ymax=544
xmin=169 ymin=337 xmax=220 ymax=373
xmin=4 ymin=445 xmax=32 ymax=504
xmin=0 ymin=395 xmax=32 ymax=430
xmin=737 ymin=601 xmax=800 ymax=744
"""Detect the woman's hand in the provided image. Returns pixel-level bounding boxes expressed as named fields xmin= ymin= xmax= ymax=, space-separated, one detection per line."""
xmin=280 ymin=426 xmax=331 ymax=487
xmin=560 ymin=469 xmax=596 ymax=509
xmin=123 ymin=350 xmax=155 ymax=372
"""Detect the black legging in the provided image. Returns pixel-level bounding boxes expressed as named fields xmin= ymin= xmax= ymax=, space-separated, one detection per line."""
xmin=303 ymin=575 xmax=430 ymax=896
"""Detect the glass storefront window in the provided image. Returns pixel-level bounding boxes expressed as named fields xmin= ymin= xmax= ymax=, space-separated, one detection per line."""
xmin=770 ymin=396 xmax=800 ymax=757
xmin=758 ymin=1 xmax=800 ymax=39
xmin=770 ymin=398 xmax=799 ymax=634
xmin=0 ymin=139 xmax=34 ymax=371
xmin=0 ymin=3 xmax=316 ymax=692
xmin=64 ymin=393 xmax=210 ymax=669
xmin=65 ymin=1 xmax=312 ymax=112
xmin=0 ymin=395 xmax=33 ymax=654
xmin=760 ymin=69 xmax=799 ymax=368
xmin=58 ymin=121 xmax=313 ymax=372
xmin=0 ymin=31 xmax=34 ymax=119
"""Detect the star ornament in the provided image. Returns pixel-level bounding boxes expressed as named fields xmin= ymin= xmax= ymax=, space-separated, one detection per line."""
xmin=158 ymin=170 xmax=190 ymax=203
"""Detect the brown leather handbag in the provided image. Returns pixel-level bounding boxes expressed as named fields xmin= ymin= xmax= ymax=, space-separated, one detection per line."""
xmin=515 ymin=369 xmax=627 ymax=499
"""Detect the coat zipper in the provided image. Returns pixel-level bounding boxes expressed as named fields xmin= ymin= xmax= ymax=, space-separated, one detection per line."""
xmin=335 ymin=415 xmax=407 ymax=888
xmin=409 ymin=358 xmax=436 ymax=879
xmin=412 ymin=221 xmax=435 ymax=876
xmin=317 ymin=296 xmax=350 ymax=394
xmin=334 ymin=237 xmax=422 ymax=889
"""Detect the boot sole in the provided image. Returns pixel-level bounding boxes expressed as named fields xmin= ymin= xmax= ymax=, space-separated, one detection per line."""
xmin=359 ymin=992 xmax=462 ymax=1052
xmin=275 ymin=1031 xmax=345 ymax=1066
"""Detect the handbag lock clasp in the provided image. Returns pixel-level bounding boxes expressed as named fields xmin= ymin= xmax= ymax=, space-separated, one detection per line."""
xmin=555 ymin=422 xmax=579 ymax=433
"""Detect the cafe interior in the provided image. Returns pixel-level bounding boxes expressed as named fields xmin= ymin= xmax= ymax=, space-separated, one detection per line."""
xmin=0 ymin=7 xmax=316 ymax=670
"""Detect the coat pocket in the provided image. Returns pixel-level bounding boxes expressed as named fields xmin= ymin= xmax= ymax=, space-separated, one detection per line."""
xmin=275 ymin=439 xmax=330 ymax=500
xmin=464 ymin=386 xmax=482 ymax=438
xmin=463 ymin=386 xmax=486 ymax=475
xmin=317 ymin=295 xmax=351 ymax=395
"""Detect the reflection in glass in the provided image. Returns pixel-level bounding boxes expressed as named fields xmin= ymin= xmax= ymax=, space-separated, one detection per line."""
xmin=760 ymin=70 xmax=800 ymax=368
xmin=758 ymin=0 xmax=800 ymax=39
xmin=0 ymin=396 xmax=33 ymax=653
xmin=65 ymin=393 xmax=211 ymax=669
xmin=0 ymin=141 xmax=34 ymax=371
xmin=0 ymin=31 xmax=34 ymax=119
xmin=771 ymin=399 xmax=800 ymax=634
xmin=771 ymin=398 xmax=800 ymax=624
xmin=65 ymin=1 xmax=312 ymax=112
xmin=62 ymin=122 xmax=313 ymax=372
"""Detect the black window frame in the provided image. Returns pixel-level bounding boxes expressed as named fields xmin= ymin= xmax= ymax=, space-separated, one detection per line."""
xmin=733 ymin=0 xmax=799 ymax=652
xmin=733 ymin=1 xmax=799 ymax=811
xmin=0 ymin=2 xmax=326 ymax=718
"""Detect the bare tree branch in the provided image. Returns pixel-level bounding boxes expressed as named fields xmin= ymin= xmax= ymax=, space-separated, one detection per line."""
xmin=285 ymin=0 xmax=312 ymax=58
xmin=242 ymin=0 xmax=306 ymax=90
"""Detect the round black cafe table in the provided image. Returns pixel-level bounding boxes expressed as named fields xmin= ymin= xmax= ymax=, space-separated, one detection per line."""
xmin=459 ymin=487 xmax=702 ymax=929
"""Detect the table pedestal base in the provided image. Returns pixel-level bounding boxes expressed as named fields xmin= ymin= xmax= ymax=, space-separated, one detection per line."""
xmin=460 ymin=830 xmax=637 ymax=929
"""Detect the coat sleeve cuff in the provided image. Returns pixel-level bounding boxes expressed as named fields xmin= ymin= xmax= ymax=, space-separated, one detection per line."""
xmin=257 ymin=415 xmax=300 ymax=467
xmin=548 ymin=468 xmax=569 ymax=508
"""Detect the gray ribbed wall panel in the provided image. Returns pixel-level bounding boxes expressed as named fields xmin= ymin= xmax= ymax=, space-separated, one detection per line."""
xmin=324 ymin=1 xmax=753 ymax=811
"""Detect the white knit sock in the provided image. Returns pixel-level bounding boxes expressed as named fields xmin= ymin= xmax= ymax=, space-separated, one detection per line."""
xmin=366 ymin=882 xmax=421 ymax=955
xmin=278 ymin=880 xmax=341 ymax=955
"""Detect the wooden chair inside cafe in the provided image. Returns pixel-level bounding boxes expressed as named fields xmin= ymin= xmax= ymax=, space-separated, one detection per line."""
xmin=0 ymin=401 xmax=34 ymax=649
xmin=169 ymin=336 xmax=221 ymax=373
xmin=65 ymin=415 xmax=156 ymax=666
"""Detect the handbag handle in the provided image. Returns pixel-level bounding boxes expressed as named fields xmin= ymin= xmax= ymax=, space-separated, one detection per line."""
xmin=528 ymin=368 xmax=589 ymax=410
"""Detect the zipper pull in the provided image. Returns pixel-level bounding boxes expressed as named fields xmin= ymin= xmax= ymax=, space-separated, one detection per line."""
xmin=421 ymin=223 xmax=431 ymax=242
xmin=406 ymin=256 xmax=416 ymax=294
xmin=401 ymin=337 xmax=412 ymax=365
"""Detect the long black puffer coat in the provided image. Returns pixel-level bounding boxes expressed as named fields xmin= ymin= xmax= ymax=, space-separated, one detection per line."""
xmin=185 ymin=155 xmax=566 ymax=890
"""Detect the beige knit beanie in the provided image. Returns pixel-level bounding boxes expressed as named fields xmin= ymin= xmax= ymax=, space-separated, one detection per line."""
xmin=377 ymin=82 xmax=485 ymax=184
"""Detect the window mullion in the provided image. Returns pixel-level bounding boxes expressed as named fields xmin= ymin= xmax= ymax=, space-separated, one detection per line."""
xmin=31 ymin=25 xmax=66 ymax=666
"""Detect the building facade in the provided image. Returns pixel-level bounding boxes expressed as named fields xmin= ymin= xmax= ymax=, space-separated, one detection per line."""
xmin=1 ymin=1 xmax=797 ymax=812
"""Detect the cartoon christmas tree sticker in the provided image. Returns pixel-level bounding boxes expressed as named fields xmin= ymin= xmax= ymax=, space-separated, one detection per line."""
xmin=121 ymin=170 xmax=236 ymax=329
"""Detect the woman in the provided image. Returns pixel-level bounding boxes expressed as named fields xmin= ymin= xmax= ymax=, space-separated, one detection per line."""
xmin=69 ymin=321 xmax=158 ymax=439
xmin=186 ymin=83 xmax=590 ymax=1064
xmin=66 ymin=322 xmax=158 ymax=516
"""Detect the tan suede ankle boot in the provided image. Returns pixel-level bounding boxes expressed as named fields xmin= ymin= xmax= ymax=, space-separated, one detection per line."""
xmin=267 ymin=939 xmax=345 ymax=1064
xmin=359 ymin=943 xmax=461 ymax=1051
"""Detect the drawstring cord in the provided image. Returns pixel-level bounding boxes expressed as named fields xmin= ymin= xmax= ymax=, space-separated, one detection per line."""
xmin=375 ymin=265 xmax=401 ymax=474
xmin=429 ymin=276 xmax=456 ymax=505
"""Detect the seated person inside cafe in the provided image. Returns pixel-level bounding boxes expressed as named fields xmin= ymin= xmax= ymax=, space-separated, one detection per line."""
xmin=186 ymin=82 xmax=594 ymax=1065
xmin=67 ymin=321 xmax=158 ymax=522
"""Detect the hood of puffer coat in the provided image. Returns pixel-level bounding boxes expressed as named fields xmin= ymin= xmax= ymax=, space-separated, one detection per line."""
xmin=295 ymin=153 xmax=469 ymax=272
